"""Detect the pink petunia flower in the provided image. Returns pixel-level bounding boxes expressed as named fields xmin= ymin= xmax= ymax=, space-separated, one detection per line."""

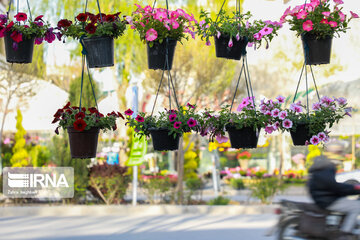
xmin=333 ymin=0 xmax=344 ymax=5
xmin=216 ymin=31 xmax=221 ymax=39
xmin=279 ymin=111 xmax=287 ymax=120
xmin=328 ymin=21 xmax=338 ymax=28
xmin=312 ymin=102 xmax=321 ymax=111
xmin=135 ymin=115 xmax=144 ymax=122
xmin=317 ymin=132 xmax=326 ymax=141
xmin=145 ymin=28 xmax=158 ymax=41
xmin=187 ymin=118 xmax=197 ymax=128
xmin=296 ymin=10 xmax=308 ymax=20
xmin=282 ymin=119 xmax=293 ymax=129
xmin=253 ymin=32 xmax=262 ymax=41
xmin=125 ymin=108 xmax=134 ymax=116
xmin=276 ymin=95 xmax=285 ymax=104
xmin=265 ymin=125 xmax=275 ymax=134
xmin=350 ymin=11 xmax=359 ymax=19
xmin=206 ymin=40 xmax=211 ymax=46
xmin=216 ymin=134 xmax=228 ymax=143
xmin=322 ymin=11 xmax=331 ymax=17
xmin=303 ymin=20 xmax=313 ymax=31
xmin=259 ymin=26 xmax=273 ymax=36
xmin=271 ymin=108 xmax=280 ymax=117
xmin=169 ymin=114 xmax=177 ymax=122
xmin=228 ymin=38 xmax=233 ymax=48
xmin=310 ymin=135 xmax=320 ymax=145
xmin=174 ymin=121 xmax=181 ymax=129
xmin=320 ymin=19 xmax=329 ymax=24
xmin=236 ymin=33 xmax=240 ymax=41
xmin=338 ymin=11 xmax=346 ymax=22
xmin=336 ymin=97 xmax=347 ymax=105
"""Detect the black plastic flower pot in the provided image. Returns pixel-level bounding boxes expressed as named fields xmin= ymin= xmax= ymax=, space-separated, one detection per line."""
xmin=301 ymin=34 xmax=332 ymax=65
xmin=82 ymin=36 xmax=114 ymax=68
xmin=147 ymin=39 xmax=177 ymax=70
xmin=290 ymin=123 xmax=312 ymax=146
xmin=4 ymin=33 xmax=34 ymax=64
xmin=225 ymin=125 xmax=260 ymax=149
xmin=214 ymin=35 xmax=248 ymax=60
xmin=67 ymin=127 xmax=100 ymax=158
xmin=149 ymin=128 xmax=180 ymax=151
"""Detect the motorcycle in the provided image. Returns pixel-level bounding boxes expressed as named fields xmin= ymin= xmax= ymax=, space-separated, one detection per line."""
xmin=268 ymin=200 xmax=360 ymax=240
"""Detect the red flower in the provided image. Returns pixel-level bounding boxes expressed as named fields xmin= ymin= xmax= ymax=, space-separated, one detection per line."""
xmin=10 ymin=31 xmax=22 ymax=43
xmin=55 ymin=127 xmax=60 ymax=135
xmin=63 ymin=102 xmax=71 ymax=109
xmin=53 ymin=109 xmax=63 ymax=118
xmin=52 ymin=118 xmax=59 ymax=124
xmin=88 ymin=107 xmax=98 ymax=114
xmin=135 ymin=115 xmax=144 ymax=122
xmin=76 ymin=13 xmax=88 ymax=22
xmin=66 ymin=109 xmax=72 ymax=114
xmin=125 ymin=108 xmax=134 ymax=116
xmin=34 ymin=15 xmax=43 ymax=21
xmin=117 ymin=112 xmax=125 ymax=119
xmin=96 ymin=13 xmax=107 ymax=22
xmin=75 ymin=112 xmax=85 ymax=119
xmin=14 ymin=12 xmax=27 ymax=22
xmin=73 ymin=119 xmax=87 ymax=131
xmin=112 ymin=124 xmax=117 ymax=131
xmin=81 ymin=107 xmax=86 ymax=112
xmin=57 ymin=19 xmax=72 ymax=28
xmin=72 ymin=106 xmax=79 ymax=110
xmin=97 ymin=113 xmax=104 ymax=117
xmin=187 ymin=103 xmax=195 ymax=109
xmin=85 ymin=23 xmax=97 ymax=34
xmin=5 ymin=21 xmax=14 ymax=31
xmin=105 ymin=14 xmax=116 ymax=22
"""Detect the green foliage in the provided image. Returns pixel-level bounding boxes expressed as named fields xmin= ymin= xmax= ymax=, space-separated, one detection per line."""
xmin=197 ymin=10 xmax=281 ymax=48
xmin=248 ymin=178 xmax=285 ymax=204
xmin=125 ymin=105 xmax=200 ymax=139
xmin=58 ymin=13 xmax=127 ymax=40
xmin=208 ymin=196 xmax=230 ymax=205
xmin=130 ymin=5 xmax=197 ymax=45
xmin=230 ymin=178 xmax=245 ymax=190
xmin=141 ymin=175 xmax=174 ymax=204
xmin=185 ymin=177 xmax=204 ymax=204
xmin=283 ymin=0 xmax=355 ymax=38
xmin=29 ymin=145 xmax=51 ymax=167
xmin=68 ymin=75 xmax=100 ymax=109
xmin=89 ymin=163 xmax=130 ymax=205
xmin=10 ymin=110 xmax=29 ymax=167
xmin=1 ymin=143 xmax=13 ymax=168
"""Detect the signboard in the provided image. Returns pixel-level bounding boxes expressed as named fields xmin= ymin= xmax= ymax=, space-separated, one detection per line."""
xmin=127 ymin=135 xmax=147 ymax=166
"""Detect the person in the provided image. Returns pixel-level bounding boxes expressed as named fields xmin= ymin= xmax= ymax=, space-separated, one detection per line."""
xmin=308 ymin=156 xmax=360 ymax=239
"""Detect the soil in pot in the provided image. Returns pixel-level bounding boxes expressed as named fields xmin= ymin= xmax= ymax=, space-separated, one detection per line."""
xmin=214 ymin=35 xmax=248 ymax=60
xmin=4 ymin=33 xmax=35 ymax=64
xmin=82 ymin=36 xmax=114 ymax=68
xmin=67 ymin=127 xmax=100 ymax=158
xmin=301 ymin=34 xmax=332 ymax=65
xmin=147 ymin=39 xmax=177 ymax=70
xmin=290 ymin=123 xmax=312 ymax=146
xmin=149 ymin=128 xmax=180 ymax=151
xmin=226 ymin=125 xmax=260 ymax=149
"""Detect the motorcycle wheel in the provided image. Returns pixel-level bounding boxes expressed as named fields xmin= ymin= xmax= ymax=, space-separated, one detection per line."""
xmin=278 ymin=217 xmax=300 ymax=240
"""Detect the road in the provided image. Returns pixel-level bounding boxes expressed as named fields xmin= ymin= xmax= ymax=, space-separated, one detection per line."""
xmin=0 ymin=214 xmax=277 ymax=240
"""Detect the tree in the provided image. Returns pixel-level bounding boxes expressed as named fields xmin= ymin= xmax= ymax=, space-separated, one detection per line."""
xmin=10 ymin=109 xmax=29 ymax=167
xmin=68 ymin=75 xmax=101 ymax=108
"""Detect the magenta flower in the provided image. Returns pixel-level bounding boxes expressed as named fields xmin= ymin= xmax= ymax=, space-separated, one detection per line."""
xmin=228 ymin=38 xmax=233 ymax=48
xmin=303 ymin=20 xmax=313 ymax=31
xmin=216 ymin=31 xmax=221 ymax=39
xmin=35 ymin=38 xmax=43 ymax=45
xmin=135 ymin=115 xmax=144 ymax=122
xmin=333 ymin=0 xmax=344 ymax=5
xmin=274 ymin=121 xmax=280 ymax=129
xmin=169 ymin=114 xmax=177 ymax=122
xmin=187 ymin=118 xmax=197 ymax=128
xmin=271 ymin=108 xmax=280 ymax=117
xmin=187 ymin=103 xmax=195 ymax=109
xmin=282 ymin=119 xmax=293 ymax=129
xmin=350 ymin=11 xmax=359 ymax=19
xmin=145 ymin=28 xmax=158 ymax=42
xmin=45 ymin=28 xmax=56 ymax=43
xmin=155 ymin=11 xmax=168 ymax=22
xmin=328 ymin=21 xmax=338 ymax=28
xmin=312 ymin=102 xmax=321 ymax=111
xmin=279 ymin=111 xmax=287 ymax=120
xmin=317 ymin=132 xmax=326 ymax=141
xmin=253 ymin=32 xmax=262 ymax=40
xmin=259 ymin=26 xmax=273 ymax=36
xmin=336 ymin=97 xmax=347 ymax=105
xmin=144 ymin=5 xmax=152 ymax=12
xmin=125 ymin=109 xmax=134 ymax=116
xmin=206 ymin=40 xmax=211 ymax=46
xmin=171 ymin=20 xmax=179 ymax=29
xmin=310 ymin=135 xmax=320 ymax=145
xmin=296 ymin=10 xmax=308 ymax=19
xmin=236 ymin=33 xmax=240 ymax=41
xmin=174 ymin=121 xmax=181 ymax=129
xmin=265 ymin=125 xmax=275 ymax=134
xmin=338 ymin=11 xmax=346 ymax=22
xmin=322 ymin=11 xmax=331 ymax=17
xmin=320 ymin=19 xmax=329 ymax=24
xmin=276 ymin=95 xmax=285 ymax=104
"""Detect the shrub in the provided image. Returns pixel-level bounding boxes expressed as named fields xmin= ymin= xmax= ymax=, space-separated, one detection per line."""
xmin=248 ymin=177 xmax=285 ymax=204
xmin=208 ymin=196 xmax=230 ymax=205
xmin=185 ymin=177 xmax=204 ymax=204
xmin=89 ymin=163 xmax=130 ymax=205
xmin=230 ymin=178 xmax=245 ymax=190
xmin=141 ymin=175 xmax=174 ymax=204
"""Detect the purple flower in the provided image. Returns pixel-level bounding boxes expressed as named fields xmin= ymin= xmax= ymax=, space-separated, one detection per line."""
xmin=12 ymin=42 xmax=18 ymax=50
xmin=45 ymin=28 xmax=56 ymax=43
xmin=174 ymin=121 xmax=181 ymax=129
xmin=187 ymin=118 xmax=197 ymax=128
xmin=310 ymin=135 xmax=320 ymax=145
xmin=317 ymin=132 xmax=326 ymax=140
xmin=282 ymin=119 xmax=293 ymax=129
xmin=35 ymin=37 xmax=43 ymax=45
xmin=265 ymin=125 xmax=275 ymax=134
xmin=169 ymin=114 xmax=177 ymax=122
xmin=216 ymin=134 xmax=228 ymax=143
xmin=271 ymin=108 xmax=280 ymax=117
xmin=279 ymin=111 xmax=287 ymax=120
xmin=336 ymin=97 xmax=347 ymax=105
xmin=276 ymin=95 xmax=285 ymax=104
xmin=312 ymin=102 xmax=321 ymax=111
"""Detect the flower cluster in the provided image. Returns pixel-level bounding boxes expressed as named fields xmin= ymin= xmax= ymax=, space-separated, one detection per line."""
xmin=124 ymin=103 xmax=199 ymax=138
xmin=57 ymin=12 xmax=127 ymax=40
xmin=262 ymin=95 xmax=351 ymax=145
xmin=199 ymin=97 xmax=272 ymax=143
xmin=280 ymin=0 xmax=359 ymax=38
xmin=0 ymin=13 xmax=57 ymax=48
xmin=128 ymin=4 xmax=197 ymax=47
xmin=197 ymin=10 xmax=282 ymax=48
xmin=52 ymin=102 xmax=124 ymax=134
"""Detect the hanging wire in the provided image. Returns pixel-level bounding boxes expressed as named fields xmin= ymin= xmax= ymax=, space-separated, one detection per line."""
xmin=96 ymin=0 xmax=103 ymax=22
xmin=150 ymin=69 xmax=166 ymax=116
xmin=244 ymin=56 xmax=255 ymax=107
xmin=16 ymin=0 xmax=19 ymax=14
xmin=305 ymin=64 xmax=310 ymax=117
xmin=309 ymin=65 xmax=321 ymax=102
xmin=84 ymin=0 xmax=88 ymax=13
xmin=26 ymin=0 xmax=32 ymax=20
xmin=6 ymin=0 xmax=12 ymax=19
xmin=79 ymin=55 xmax=86 ymax=111
xmin=292 ymin=62 xmax=306 ymax=103
xmin=215 ymin=0 xmax=227 ymax=24
xmin=230 ymin=64 xmax=245 ymax=112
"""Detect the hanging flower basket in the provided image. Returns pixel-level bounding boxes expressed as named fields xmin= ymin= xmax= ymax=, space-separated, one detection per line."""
xmin=82 ymin=36 xmax=114 ymax=68
xmin=147 ymin=39 xmax=177 ymax=70
xmin=214 ymin=35 xmax=248 ymax=60
xmin=67 ymin=127 xmax=100 ymax=158
xmin=149 ymin=128 xmax=180 ymax=151
xmin=290 ymin=123 xmax=312 ymax=146
xmin=301 ymin=34 xmax=332 ymax=65
xmin=4 ymin=34 xmax=35 ymax=64
xmin=226 ymin=125 xmax=260 ymax=149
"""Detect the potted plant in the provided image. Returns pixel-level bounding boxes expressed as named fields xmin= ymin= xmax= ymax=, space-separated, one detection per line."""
xmin=128 ymin=4 xmax=197 ymax=70
xmin=124 ymin=104 xmax=199 ymax=151
xmin=196 ymin=10 xmax=282 ymax=60
xmin=260 ymin=95 xmax=352 ymax=146
xmin=57 ymin=12 xmax=127 ymax=68
xmin=200 ymin=97 xmax=271 ymax=149
xmin=280 ymin=0 xmax=359 ymax=65
xmin=0 ymin=13 xmax=56 ymax=63
xmin=52 ymin=102 xmax=124 ymax=158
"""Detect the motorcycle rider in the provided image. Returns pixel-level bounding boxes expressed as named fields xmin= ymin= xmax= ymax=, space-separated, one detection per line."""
xmin=308 ymin=155 xmax=360 ymax=239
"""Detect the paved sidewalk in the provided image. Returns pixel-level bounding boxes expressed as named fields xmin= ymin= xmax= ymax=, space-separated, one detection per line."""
xmin=0 ymin=214 xmax=277 ymax=240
